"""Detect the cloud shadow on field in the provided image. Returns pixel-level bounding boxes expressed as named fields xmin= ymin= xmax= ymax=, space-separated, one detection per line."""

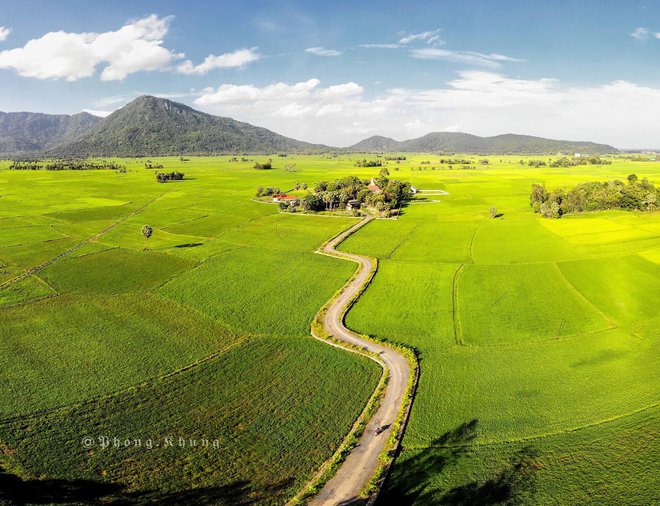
xmin=0 ymin=466 xmax=293 ymax=505
xmin=378 ymin=420 xmax=540 ymax=505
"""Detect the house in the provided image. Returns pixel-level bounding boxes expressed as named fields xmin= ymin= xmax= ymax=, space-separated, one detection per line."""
xmin=367 ymin=179 xmax=381 ymax=194
xmin=410 ymin=185 xmax=418 ymax=194
xmin=272 ymin=194 xmax=300 ymax=206
xmin=346 ymin=199 xmax=361 ymax=210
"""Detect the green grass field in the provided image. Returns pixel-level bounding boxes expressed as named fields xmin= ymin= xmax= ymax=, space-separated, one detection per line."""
xmin=0 ymin=154 xmax=658 ymax=504
xmin=0 ymin=157 xmax=380 ymax=503
xmin=338 ymin=155 xmax=660 ymax=504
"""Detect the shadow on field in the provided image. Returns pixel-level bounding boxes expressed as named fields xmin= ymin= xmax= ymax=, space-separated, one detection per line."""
xmin=0 ymin=466 xmax=292 ymax=505
xmin=174 ymin=242 xmax=204 ymax=248
xmin=378 ymin=420 xmax=539 ymax=505
xmin=0 ymin=467 xmax=122 ymax=505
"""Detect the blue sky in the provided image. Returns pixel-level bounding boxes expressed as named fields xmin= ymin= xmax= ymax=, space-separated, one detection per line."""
xmin=1 ymin=0 xmax=660 ymax=147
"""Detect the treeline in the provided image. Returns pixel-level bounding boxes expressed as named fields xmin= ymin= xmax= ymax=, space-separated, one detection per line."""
xmin=525 ymin=156 xmax=612 ymax=168
xmin=530 ymin=174 xmax=658 ymax=218
xmin=549 ymin=156 xmax=611 ymax=167
xmin=8 ymin=159 xmax=126 ymax=171
xmin=440 ymin=158 xmax=472 ymax=165
xmin=156 ymin=171 xmax=184 ymax=183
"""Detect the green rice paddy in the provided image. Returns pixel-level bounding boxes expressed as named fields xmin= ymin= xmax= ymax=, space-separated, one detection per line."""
xmin=0 ymin=154 xmax=658 ymax=504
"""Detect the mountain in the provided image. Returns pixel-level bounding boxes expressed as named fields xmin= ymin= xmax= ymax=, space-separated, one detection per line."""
xmin=349 ymin=135 xmax=401 ymax=152
xmin=348 ymin=132 xmax=619 ymax=154
xmin=1 ymin=98 xmax=619 ymax=156
xmin=0 ymin=111 xmax=101 ymax=155
xmin=52 ymin=96 xmax=330 ymax=157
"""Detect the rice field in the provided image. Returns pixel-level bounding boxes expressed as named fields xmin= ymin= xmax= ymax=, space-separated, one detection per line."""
xmin=0 ymin=154 xmax=658 ymax=504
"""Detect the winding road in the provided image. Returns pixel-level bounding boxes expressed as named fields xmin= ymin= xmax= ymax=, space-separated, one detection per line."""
xmin=310 ymin=217 xmax=412 ymax=506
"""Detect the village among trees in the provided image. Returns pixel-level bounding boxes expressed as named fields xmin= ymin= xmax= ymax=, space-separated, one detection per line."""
xmin=257 ymin=169 xmax=413 ymax=216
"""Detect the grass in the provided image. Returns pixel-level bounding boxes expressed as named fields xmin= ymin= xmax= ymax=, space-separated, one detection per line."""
xmin=0 ymin=153 xmax=658 ymax=504
xmin=0 ymin=336 xmax=380 ymax=504
xmin=0 ymin=293 xmax=243 ymax=417
xmin=160 ymin=245 xmax=355 ymax=338
xmin=457 ymin=263 xmax=612 ymax=344
xmin=0 ymin=275 xmax=55 ymax=307
xmin=41 ymin=247 xmax=195 ymax=294
xmin=339 ymin=154 xmax=659 ymax=503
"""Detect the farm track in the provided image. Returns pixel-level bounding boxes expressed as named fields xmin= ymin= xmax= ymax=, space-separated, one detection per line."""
xmin=0 ymin=193 xmax=165 ymax=291
xmin=308 ymin=217 xmax=413 ymax=506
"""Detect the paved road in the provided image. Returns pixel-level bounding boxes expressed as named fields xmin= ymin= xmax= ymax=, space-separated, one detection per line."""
xmin=310 ymin=217 xmax=411 ymax=506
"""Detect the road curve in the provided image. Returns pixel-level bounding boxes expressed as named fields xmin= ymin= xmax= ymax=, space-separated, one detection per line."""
xmin=310 ymin=217 xmax=411 ymax=506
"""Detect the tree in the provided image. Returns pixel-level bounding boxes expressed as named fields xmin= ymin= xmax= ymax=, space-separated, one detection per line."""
xmin=141 ymin=225 xmax=153 ymax=251
xmin=379 ymin=167 xmax=390 ymax=177
xmin=540 ymin=201 xmax=561 ymax=219
xmin=253 ymin=160 xmax=272 ymax=170
xmin=302 ymin=193 xmax=324 ymax=212
xmin=628 ymin=174 xmax=639 ymax=185
xmin=489 ymin=207 xmax=498 ymax=218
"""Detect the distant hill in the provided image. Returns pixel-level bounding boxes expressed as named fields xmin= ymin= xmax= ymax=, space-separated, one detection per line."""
xmin=51 ymin=96 xmax=330 ymax=157
xmin=348 ymin=132 xmax=619 ymax=154
xmin=1 ymin=98 xmax=619 ymax=157
xmin=0 ymin=111 xmax=101 ymax=155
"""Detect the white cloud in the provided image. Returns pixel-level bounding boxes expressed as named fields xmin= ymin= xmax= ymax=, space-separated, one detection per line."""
xmin=656 ymin=32 xmax=660 ymax=39
xmin=305 ymin=46 xmax=342 ymax=56
xmin=83 ymin=108 xmax=112 ymax=117
xmin=359 ymin=43 xmax=399 ymax=49
xmin=193 ymin=73 xmax=660 ymax=148
xmin=177 ymin=48 xmax=260 ymax=74
xmin=0 ymin=27 xmax=10 ymax=42
xmin=0 ymin=15 xmax=181 ymax=80
xmin=399 ymin=29 xmax=442 ymax=45
xmin=630 ymin=27 xmax=649 ymax=40
xmin=410 ymin=48 xmax=524 ymax=68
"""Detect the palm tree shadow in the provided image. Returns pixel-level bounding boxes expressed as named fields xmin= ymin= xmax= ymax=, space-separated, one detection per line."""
xmin=378 ymin=419 xmax=479 ymax=505
xmin=378 ymin=420 xmax=539 ymax=506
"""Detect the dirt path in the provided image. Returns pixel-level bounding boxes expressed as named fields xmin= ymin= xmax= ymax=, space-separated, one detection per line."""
xmin=310 ymin=217 xmax=411 ymax=506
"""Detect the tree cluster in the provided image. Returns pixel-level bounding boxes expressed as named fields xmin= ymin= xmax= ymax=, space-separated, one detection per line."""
xmin=354 ymin=159 xmax=383 ymax=167
xmin=253 ymin=159 xmax=273 ymax=170
xmin=255 ymin=186 xmax=281 ymax=197
xmin=530 ymin=174 xmax=659 ymax=218
xmin=156 ymin=171 xmax=184 ymax=183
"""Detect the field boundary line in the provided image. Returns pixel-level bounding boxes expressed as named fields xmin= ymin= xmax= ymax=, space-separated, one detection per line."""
xmin=404 ymin=402 xmax=660 ymax=451
xmin=0 ymin=192 xmax=167 ymax=291
xmin=289 ymin=217 xmax=418 ymax=506
xmin=385 ymin=222 xmax=419 ymax=260
xmin=552 ymin=262 xmax=618 ymax=330
xmin=0 ymin=338 xmax=247 ymax=426
xmin=452 ymin=263 xmax=466 ymax=346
